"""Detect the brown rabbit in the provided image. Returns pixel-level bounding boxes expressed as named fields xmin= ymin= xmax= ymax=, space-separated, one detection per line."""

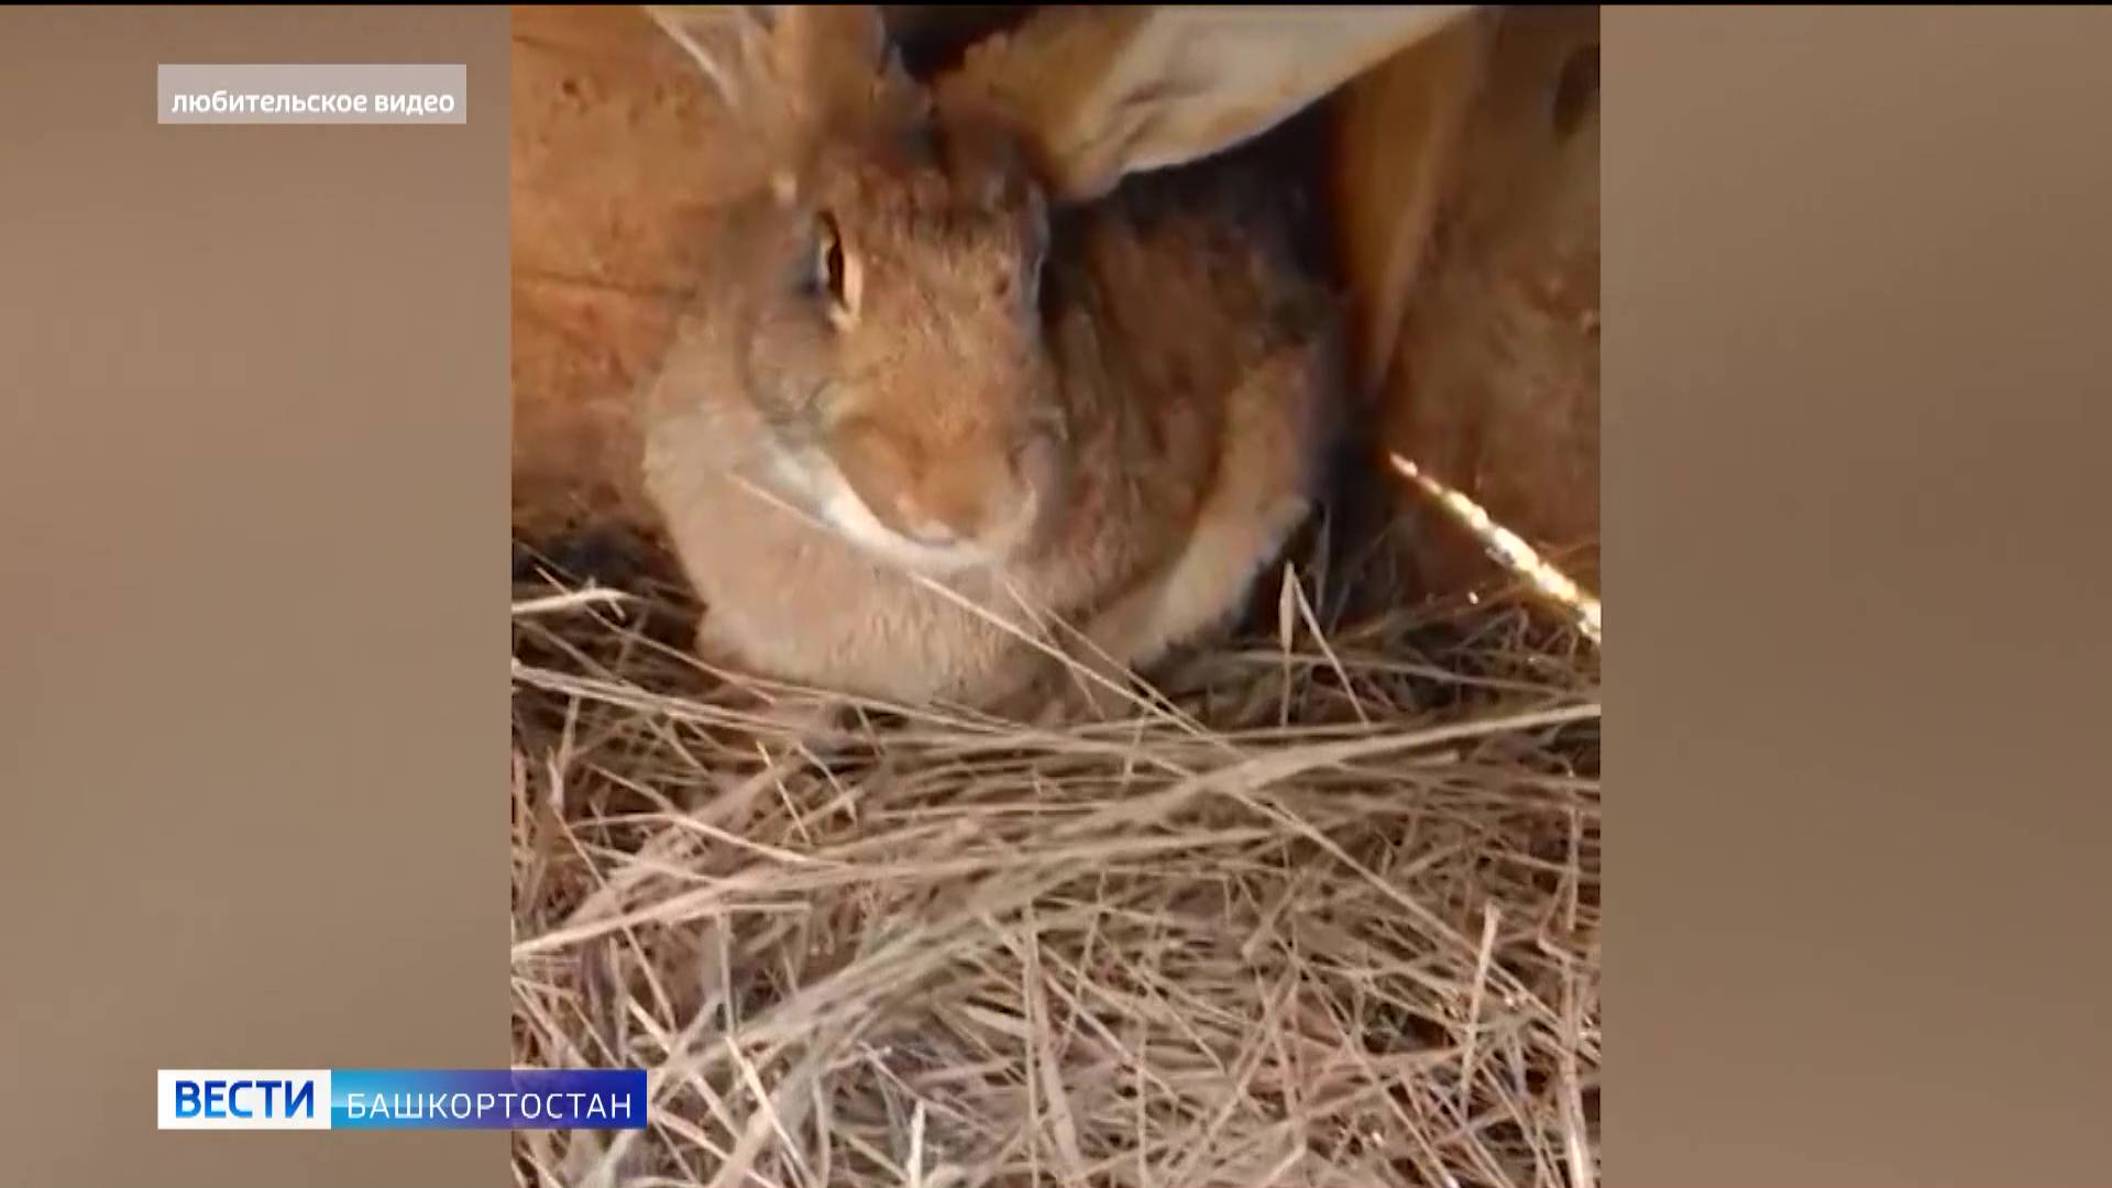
xmin=635 ymin=5 xmax=1455 ymax=716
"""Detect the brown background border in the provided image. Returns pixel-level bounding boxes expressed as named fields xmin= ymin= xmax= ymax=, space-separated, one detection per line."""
xmin=0 ymin=7 xmax=510 ymax=1186
xmin=1608 ymin=7 xmax=2111 ymax=1186
xmin=2 ymin=6 xmax=2108 ymax=1187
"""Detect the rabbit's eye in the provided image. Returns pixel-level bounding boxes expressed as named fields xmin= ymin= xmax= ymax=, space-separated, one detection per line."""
xmin=813 ymin=211 xmax=859 ymax=327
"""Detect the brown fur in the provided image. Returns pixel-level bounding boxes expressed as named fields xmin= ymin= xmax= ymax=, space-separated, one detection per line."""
xmin=638 ymin=6 xmax=1344 ymax=714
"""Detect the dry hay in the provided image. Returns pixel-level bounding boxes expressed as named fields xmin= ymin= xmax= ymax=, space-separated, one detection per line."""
xmin=509 ymin=502 xmax=1602 ymax=1188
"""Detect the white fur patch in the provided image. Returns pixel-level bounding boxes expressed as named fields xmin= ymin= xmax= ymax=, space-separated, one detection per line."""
xmin=766 ymin=445 xmax=996 ymax=575
xmin=816 ymin=468 xmax=995 ymax=574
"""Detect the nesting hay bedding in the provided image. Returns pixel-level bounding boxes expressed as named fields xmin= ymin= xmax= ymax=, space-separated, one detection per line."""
xmin=509 ymin=511 xmax=1602 ymax=1188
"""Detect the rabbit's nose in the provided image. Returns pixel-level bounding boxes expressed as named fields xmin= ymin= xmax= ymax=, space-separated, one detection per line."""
xmin=892 ymin=489 xmax=974 ymax=546
xmin=901 ymin=516 xmax=963 ymax=547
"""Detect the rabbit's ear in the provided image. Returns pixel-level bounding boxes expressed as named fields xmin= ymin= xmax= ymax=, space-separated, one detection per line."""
xmin=937 ymin=6 xmax=1480 ymax=203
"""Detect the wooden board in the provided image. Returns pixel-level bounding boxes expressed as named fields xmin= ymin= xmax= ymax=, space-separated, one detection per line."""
xmin=1341 ymin=6 xmax=1602 ymax=596
xmin=511 ymin=4 xmax=738 ymax=539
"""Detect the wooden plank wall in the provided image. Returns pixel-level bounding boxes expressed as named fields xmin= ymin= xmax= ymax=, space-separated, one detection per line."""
xmin=511 ymin=5 xmax=726 ymax=539
xmin=1342 ymin=6 xmax=1602 ymax=596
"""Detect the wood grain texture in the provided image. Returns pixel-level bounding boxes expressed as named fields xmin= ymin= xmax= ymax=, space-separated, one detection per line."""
xmin=511 ymin=4 xmax=749 ymax=539
xmin=1331 ymin=10 xmax=1498 ymax=403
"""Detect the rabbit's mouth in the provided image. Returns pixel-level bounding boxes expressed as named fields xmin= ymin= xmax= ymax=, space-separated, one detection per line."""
xmin=763 ymin=442 xmax=1036 ymax=577
xmin=817 ymin=470 xmax=1028 ymax=576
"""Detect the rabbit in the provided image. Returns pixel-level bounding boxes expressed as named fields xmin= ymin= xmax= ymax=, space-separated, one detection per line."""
xmin=632 ymin=5 xmax=1466 ymax=718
